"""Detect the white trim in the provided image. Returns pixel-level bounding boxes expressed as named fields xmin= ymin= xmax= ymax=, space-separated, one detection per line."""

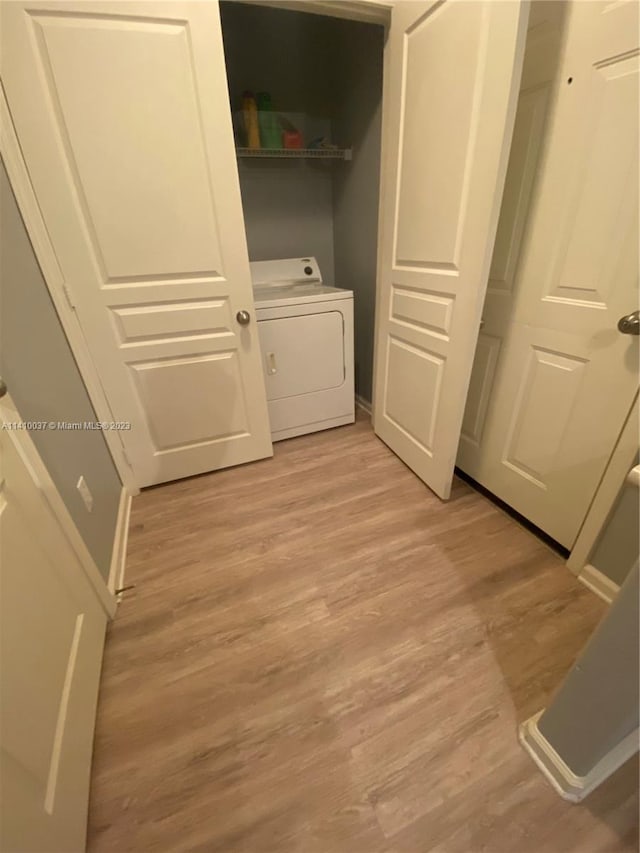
xmin=519 ymin=711 xmax=640 ymax=803
xmin=0 ymin=84 xmax=139 ymax=495
xmin=369 ymin=4 xmax=392 ymax=435
xmin=577 ymin=564 xmax=620 ymax=605
xmin=245 ymin=1 xmax=392 ymax=26
xmin=108 ymin=488 xmax=132 ymax=601
xmin=568 ymin=396 xmax=638 ymax=575
xmin=355 ymin=394 xmax=372 ymax=415
xmin=0 ymin=393 xmax=117 ymax=619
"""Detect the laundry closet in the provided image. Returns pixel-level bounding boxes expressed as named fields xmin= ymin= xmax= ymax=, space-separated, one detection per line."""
xmin=0 ymin=0 xmax=560 ymax=499
xmin=219 ymin=1 xmax=385 ymax=408
xmin=2 ymin=0 xmax=635 ymax=557
xmin=219 ymin=0 xmax=638 ymax=553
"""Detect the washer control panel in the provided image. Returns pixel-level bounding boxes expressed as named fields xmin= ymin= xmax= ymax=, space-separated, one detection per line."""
xmin=250 ymin=257 xmax=322 ymax=287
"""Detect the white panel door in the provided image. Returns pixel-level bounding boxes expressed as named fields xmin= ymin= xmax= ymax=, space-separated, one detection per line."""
xmin=372 ymin=0 xmax=529 ymax=499
xmin=459 ymin=1 xmax=566 ymax=455
xmin=0 ymin=396 xmax=107 ymax=852
xmin=0 ymin=1 xmax=272 ymax=487
xmin=457 ymin=0 xmax=639 ymax=548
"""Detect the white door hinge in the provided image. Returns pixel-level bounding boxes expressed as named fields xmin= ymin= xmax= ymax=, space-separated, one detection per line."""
xmin=120 ymin=446 xmax=133 ymax=470
xmin=62 ymin=282 xmax=76 ymax=309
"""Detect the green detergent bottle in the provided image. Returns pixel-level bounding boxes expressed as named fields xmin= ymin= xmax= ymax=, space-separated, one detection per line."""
xmin=257 ymin=92 xmax=282 ymax=149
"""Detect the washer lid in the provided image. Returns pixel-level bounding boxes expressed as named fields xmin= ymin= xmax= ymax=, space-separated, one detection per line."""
xmin=250 ymin=257 xmax=322 ymax=287
xmin=253 ymin=284 xmax=353 ymax=309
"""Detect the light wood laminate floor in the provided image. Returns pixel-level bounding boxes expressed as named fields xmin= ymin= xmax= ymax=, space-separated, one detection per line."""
xmin=88 ymin=414 xmax=639 ymax=852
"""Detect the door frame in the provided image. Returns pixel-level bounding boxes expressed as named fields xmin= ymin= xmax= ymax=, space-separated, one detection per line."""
xmin=246 ymin=0 xmax=392 ymax=26
xmin=0 ymin=84 xmax=138 ymax=494
xmin=567 ymin=394 xmax=639 ymax=597
xmin=0 ymin=392 xmax=118 ymax=617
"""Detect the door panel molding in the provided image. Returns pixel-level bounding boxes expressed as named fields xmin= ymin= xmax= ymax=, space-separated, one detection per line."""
xmin=1 ymin=1 xmax=273 ymax=487
xmin=373 ymin=0 xmax=529 ymax=499
xmin=28 ymin=10 xmax=225 ymax=283
xmin=458 ymin=1 xmax=639 ymax=548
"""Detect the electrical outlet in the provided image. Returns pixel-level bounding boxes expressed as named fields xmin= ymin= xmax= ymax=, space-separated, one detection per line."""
xmin=76 ymin=475 xmax=93 ymax=512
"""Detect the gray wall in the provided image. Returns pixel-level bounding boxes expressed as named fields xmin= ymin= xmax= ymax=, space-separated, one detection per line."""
xmin=220 ymin=2 xmax=385 ymax=342
xmin=538 ymin=563 xmax=639 ymax=776
xmin=331 ymin=21 xmax=384 ymax=402
xmin=236 ymin=159 xmax=336 ymax=279
xmin=220 ymin=3 xmax=340 ymax=278
xmin=0 ymin=161 xmax=122 ymax=581
xmin=591 ymin=458 xmax=639 ymax=587
xmin=220 ymin=3 xmax=338 ymax=120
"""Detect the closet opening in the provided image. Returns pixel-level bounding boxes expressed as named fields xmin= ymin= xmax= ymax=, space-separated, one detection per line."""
xmin=220 ymin=1 xmax=385 ymax=409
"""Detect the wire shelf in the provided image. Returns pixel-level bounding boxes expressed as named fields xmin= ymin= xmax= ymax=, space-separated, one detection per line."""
xmin=236 ymin=147 xmax=352 ymax=161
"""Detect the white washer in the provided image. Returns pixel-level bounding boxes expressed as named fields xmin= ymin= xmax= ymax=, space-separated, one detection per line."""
xmin=250 ymin=257 xmax=355 ymax=441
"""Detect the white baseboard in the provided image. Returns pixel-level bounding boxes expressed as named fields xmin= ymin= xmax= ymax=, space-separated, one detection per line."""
xmin=108 ymin=487 xmax=132 ymax=601
xmin=355 ymin=394 xmax=372 ymax=415
xmin=578 ymin=563 xmax=620 ymax=604
xmin=519 ymin=710 xmax=639 ymax=802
